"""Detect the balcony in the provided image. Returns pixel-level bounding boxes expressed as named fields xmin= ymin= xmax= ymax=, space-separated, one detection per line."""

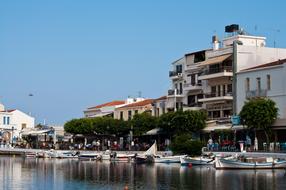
xmin=167 ymin=89 xmax=184 ymax=98
xmin=183 ymin=103 xmax=203 ymax=111
xmin=198 ymin=66 xmax=233 ymax=80
xmin=183 ymin=82 xmax=202 ymax=91
xmin=169 ymin=71 xmax=183 ymax=80
xmin=246 ymin=89 xmax=267 ymax=99
xmin=198 ymin=92 xmax=233 ymax=103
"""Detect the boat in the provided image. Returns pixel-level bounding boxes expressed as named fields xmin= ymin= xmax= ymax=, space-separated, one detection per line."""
xmin=25 ymin=152 xmax=37 ymax=158
xmin=110 ymin=152 xmax=135 ymax=162
xmin=180 ymin=156 xmax=214 ymax=166
xmin=100 ymin=150 xmax=111 ymax=161
xmin=133 ymin=141 xmax=157 ymax=164
xmin=215 ymin=156 xmax=286 ymax=169
xmin=154 ymin=155 xmax=184 ymax=163
xmin=78 ymin=152 xmax=101 ymax=161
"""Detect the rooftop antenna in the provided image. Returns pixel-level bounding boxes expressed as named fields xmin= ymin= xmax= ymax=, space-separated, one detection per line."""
xmin=273 ymin=29 xmax=280 ymax=48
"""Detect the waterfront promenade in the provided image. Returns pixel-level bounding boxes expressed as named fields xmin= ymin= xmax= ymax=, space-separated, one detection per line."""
xmin=1 ymin=147 xmax=286 ymax=159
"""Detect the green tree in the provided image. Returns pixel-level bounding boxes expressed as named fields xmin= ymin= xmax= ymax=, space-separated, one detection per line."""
xmin=64 ymin=118 xmax=94 ymax=134
xmin=239 ymin=98 xmax=278 ymax=144
xmin=131 ymin=112 xmax=158 ymax=136
xmin=170 ymin=134 xmax=204 ymax=156
xmin=158 ymin=110 xmax=207 ymax=136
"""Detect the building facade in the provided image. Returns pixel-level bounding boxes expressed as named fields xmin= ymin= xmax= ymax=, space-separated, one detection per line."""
xmin=0 ymin=103 xmax=35 ymax=142
xmin=114 ymin=99 xmax=153 ymax=121
xmin=167 ymin=25 xmax=286 ymax=130
xmin=84 ymin=98 xmax=145 ymax=118
xmin=152 ymin=96 xmax=167 ymax=117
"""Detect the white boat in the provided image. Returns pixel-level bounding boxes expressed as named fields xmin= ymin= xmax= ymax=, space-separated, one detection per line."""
xmin=133 ymin=141 xmax=157 ymax=164
xmin=215 ymin=157 xmax=286 ymax=169
xmin=100 ymin=150 xmax=111 ymax=161
xmin=78 ymin=152 xmax=100 ymax=161
xmin=110 ymin=152 xmax=135 ymax=162
xmin=154 ymin=155 xmax=184 ymax=163
xmin=180 ymin=156 xmax=214 ymax=165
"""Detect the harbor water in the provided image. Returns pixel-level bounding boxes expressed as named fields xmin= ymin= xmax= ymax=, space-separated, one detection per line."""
xmin=0 ymin=156 xmax=286 ymax=190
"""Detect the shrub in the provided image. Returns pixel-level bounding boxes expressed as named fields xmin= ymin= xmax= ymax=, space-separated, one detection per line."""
xmin=170 ymin=134 xmax=204 ymax=156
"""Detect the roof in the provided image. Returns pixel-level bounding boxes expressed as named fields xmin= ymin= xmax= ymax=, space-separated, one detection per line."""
xmin=88 ymin=100 xmax=125 ymax=109
xmin=0 ymin=109 xmax=16 ymax=113
xmin=118 ymin=99 xmax=153 ymax=109
xmin=154 ymin=96 xmax=167 ymax=101
xmin=241 ymin=58 xmax=286 ymax=72
xmin=198 ymin=54 xmax=232 ymax=67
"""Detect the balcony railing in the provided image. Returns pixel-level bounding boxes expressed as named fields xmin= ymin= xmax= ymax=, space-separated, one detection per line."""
xmin=183 ymin=82 xmax=202 ymax=88
xmin=168 ymin=89 xmax=183 ymax=96
xmin=169 ymin=71 xmax=183 ymax=77
xmin=246 ymin=89 xmax=267 ymax=99
xmin=201 ymin=66 xmax=232 ymax=76
xmin=203 ymin=91 xmax=233 ymax=99
xmin=184 ymin=102 xmax=203 ymax=107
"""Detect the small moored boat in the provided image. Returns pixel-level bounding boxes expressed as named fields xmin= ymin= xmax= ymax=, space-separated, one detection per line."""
xmin=215 ymin=156 xmax=286 ymax=169
xmin=180 ymin=156 xmax=214 ymax=166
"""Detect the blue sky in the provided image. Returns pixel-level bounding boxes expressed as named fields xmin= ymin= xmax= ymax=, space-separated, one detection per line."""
xmin=1 ymin=0 xmax=286 ymax=125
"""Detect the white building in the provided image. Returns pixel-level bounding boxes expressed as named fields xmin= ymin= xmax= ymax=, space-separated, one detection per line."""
xmin=0 ymin=103 xmax=35 ymax=142
xmin=84 ymin=98 xmax=145 ymax=118
xmin=167 ymin=24 xmax=286 ymax=130
xmin=236 ymin=59 xmax=286 ymax=120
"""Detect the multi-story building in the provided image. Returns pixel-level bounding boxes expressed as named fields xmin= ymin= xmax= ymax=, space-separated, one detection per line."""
xmin=0 ymin=103 xmax=35 ymax=142
xmin=152 ymin=96 xmax=167 ymax=117
xmin=167 ymin=24 xmax=286 ymax=129
xmin=114 ymin=99 xmax=153 ymax=121
xmin=83 ymin=98 xmax=144 ymax=118
xmin=236 ymin=59 xmax=286 ymax=143
xmin=236 ymin=59 xmax=286 ymax=121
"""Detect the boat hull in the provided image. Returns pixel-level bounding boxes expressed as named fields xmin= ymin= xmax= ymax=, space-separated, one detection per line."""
xmin=215 ymin=158 xmax=286 ymax=169
xmin=180 ymin=156 xmax=214 ymax=165
xmin=154 ymin=156 xmax=182 ymax=163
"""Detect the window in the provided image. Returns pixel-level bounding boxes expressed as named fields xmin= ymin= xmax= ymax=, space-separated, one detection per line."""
xmin=135 ymin=110 xmax=138 ymax=115
xmin=191 ymin=74 xmax=196 ymax=85
xmin=267 ymin=75 xmax=271 ymax=90
xmin=3 ymin=117 xmax=6 ymax=125
xmin=179 ymin=83 xmax=183 ymax=94
xmin=256 ymin=77 xmax=261 ymax=90
xmin=245 ymin=78 xmax=250 ymax=91
xmin=7 ymin=117 xmax=10 ymax=125
xmin=120 ymin=111 xmax=124 ymax=120
xmin=227 ymin=84 xmax=232 ymax=93
xmin=176 ymin=65 xmax=182 ymax=73
xmin=128 ymin=110 xmax=132 ymax=120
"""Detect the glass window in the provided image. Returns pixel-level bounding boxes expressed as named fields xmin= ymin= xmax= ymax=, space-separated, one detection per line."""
xmin=7 ymin=117 xmax=10 ymax=125
xmin=120 ymin=111 xmax=124 ymax=120
xmin=256 ymin=77 xmax=261 ymax=90
xmin=267 ymin=75 xmax=271 ymax=90
xmin=245 ymin=78 xmax=250 ymax=91
xmin=128 ymin=110 xmax=132 ymax=120
xmin=3 ymin=117 xmax=6 ymax=125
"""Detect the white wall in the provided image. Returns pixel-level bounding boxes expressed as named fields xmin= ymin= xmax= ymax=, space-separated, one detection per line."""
xmin=237 ymin=46 xmax=286 ymax=71
xmin=236 ymin=64 xmax=286 ymax=118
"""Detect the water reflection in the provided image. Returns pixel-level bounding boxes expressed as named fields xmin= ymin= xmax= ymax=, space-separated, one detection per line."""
xmin=0 ymin=156 xmax=285 ymax=190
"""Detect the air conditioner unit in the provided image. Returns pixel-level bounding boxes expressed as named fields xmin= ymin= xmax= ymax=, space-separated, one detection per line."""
xmin=177 ymin=73 xmax=183 ymax=77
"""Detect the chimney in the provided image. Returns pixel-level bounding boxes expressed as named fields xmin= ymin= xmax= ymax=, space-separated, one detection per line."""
xmin=212 ymin=35 xmax=219 ymax=50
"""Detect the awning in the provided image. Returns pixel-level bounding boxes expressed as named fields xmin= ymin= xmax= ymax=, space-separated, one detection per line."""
xmin=91 ymin=112 xmax=113 ymax=117
xmin=199 ymin=54 xmax=232 ymax=66
xmin=144 ymin=128 xmax=164 ymax=135
xmin=203 ymin=124 xmax=232 ymax=132
xmin=21 ymin=129 xmax=51 ymax=136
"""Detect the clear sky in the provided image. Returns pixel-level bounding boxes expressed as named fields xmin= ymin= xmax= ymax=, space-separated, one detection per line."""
xmin=1 ymin=0 xmax=286 ymax=125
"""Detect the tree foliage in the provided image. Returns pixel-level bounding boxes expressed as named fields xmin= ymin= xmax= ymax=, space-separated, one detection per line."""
xmin=170 ymin=134 xmax=204 ymax=156
xmin=158 ymin=110 xmax=207 ymax=135
xmin=64 ymin=117 xmax=130 ymax=136
xmin=239 ymin=98 xmax=278 ymax=143
xmin=131 ymin=112 xmax=158 ymax=136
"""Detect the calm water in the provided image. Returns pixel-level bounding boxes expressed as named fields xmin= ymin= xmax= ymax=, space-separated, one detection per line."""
xmin=0 ymin=156 xmax=286 ymax=190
